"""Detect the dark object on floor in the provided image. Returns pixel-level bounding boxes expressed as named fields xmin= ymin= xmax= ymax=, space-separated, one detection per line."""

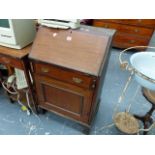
xmin=134 ymin=87 xmax=155 ymax=135
xmin=0 ymin=69 xmax=8 ymax=87
xmin=0 ymin=69 xmax=8 ymax=77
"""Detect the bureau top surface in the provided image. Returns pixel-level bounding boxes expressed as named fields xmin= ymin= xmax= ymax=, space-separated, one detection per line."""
xmin=29 ymin=26 xmax=115 ymax=76
xmin=0 ymin=44 xmax=32 ymax=59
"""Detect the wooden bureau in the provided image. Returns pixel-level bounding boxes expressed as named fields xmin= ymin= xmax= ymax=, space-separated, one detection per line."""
xmin=29 ymin=26 xmax=115 ymax=133
xmin=93 ymin=19 xmax=155 ymax=49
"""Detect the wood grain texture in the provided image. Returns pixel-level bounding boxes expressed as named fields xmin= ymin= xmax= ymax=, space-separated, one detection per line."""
xmin=33 ymin=61 xmax=96 ymax=89
xmin=29 ymin=26 xmax=111 ymax=76
xmin=96 ymin=19 xmax=155 ymax=28
xmin=0 ymin=44 xmax=32 ymax=59
xmin=93 ymin=19 xmax=155 ymax=49
xmin=0 ymin=54 xmax=23 ymax=69
xmin=93 ymin=21 xmax=154 ymax=37
xmin=34 ymin=74 xmax=94 ymax=123
xmin=113 ymin=32 xmax=150 ymax=48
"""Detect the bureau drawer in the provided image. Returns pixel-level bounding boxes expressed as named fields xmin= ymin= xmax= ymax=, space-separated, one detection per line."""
xmin=95 ymin=19 xmax=155 ymax=28
xmin=93 ymin=21 xmax=154 ymax=37
xmin=113 ymin=33 xmax=150 ymax=48
xmin=0 ymin=55 xmax=23 ymax=69
xmin=33 ymin=62 xmax=96 ymax=89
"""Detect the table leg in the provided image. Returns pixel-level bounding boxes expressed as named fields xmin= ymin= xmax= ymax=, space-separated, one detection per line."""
xmin=22 ymin=57 xmax=37 ymax=113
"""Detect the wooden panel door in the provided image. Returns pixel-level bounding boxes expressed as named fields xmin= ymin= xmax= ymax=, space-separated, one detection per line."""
xmin=34 ymin=75 xmax=95 ymax=124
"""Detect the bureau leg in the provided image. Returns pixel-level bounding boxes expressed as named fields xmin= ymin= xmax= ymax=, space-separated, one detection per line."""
xmin=37 ymin=107 xmax=47 ymax=114
xmin=95 ymin=99 xmax=100 ymax=115
xmin=22 ymin=57 xmax=37 ymax=114
xmin=9 ymin=96 xmax=15 ymax=103
xmin=83 ymin=127 xmax=91 ymax=135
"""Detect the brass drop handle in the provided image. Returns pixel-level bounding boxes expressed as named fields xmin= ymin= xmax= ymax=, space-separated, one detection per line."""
xmin=72 ymin=77 xmax=83 ymax=84
xmin=2 ymin=57 xmax=10 ymax=64
xmin=104 ymin=24 xmax=109 ymax=28
xmin=129 ymin=40 xmax=136 ymax=44
xmin=134 ymin=29 xmax=139 ymax=33
xmin=138 ymin=19 xmax=142 ymax=23
xmin=41 ymin=67 xmax=49 ymax=73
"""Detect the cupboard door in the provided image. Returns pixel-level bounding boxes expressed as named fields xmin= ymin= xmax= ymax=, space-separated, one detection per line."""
xmin=35 ymin=75 xmax=94 ymax=124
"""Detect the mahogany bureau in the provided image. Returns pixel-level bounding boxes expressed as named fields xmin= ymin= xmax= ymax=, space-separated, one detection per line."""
xmin=93 ymin=19 xmax=155 ymax=49
xmin=29 ymin=25 xmax=115 ymax=133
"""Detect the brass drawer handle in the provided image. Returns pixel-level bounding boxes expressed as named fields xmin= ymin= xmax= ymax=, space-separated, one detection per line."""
xmin=2 ymin=57 xmax=10 ymax=64
xmin=72 ymin=77 xmax=83 ymax=84
xmin=138 ymin=19 xmax=142 ymax=23
xmin=134 ymin=29 xmax=139 ymax=33
xmin=129 ymin=40 xmax=136 ymax=44
xmin=41 ymin=67 xmax=49 ymax=73
xmin=104 ymin=24 xmax=109 ymax=28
